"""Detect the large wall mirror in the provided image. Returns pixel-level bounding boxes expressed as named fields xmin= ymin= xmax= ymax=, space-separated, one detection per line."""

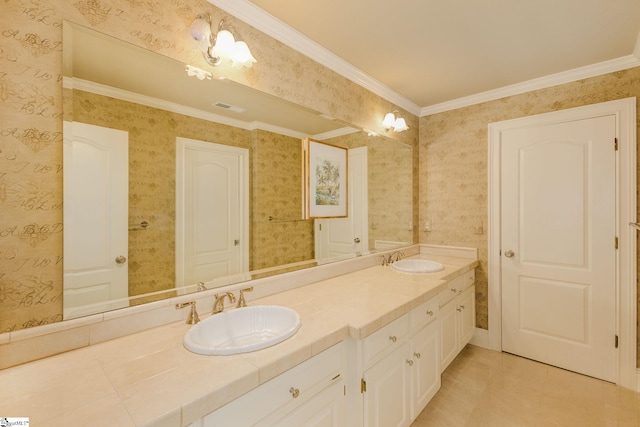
xmin=61 ymin=21 xmax=413 ymax=320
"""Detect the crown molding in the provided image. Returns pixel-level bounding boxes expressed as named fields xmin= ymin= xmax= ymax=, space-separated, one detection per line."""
xmin=207 ymin=1 xmax=640 ymax=118
xmin=65 ymin=77 xmax=253 ymax=129
xmin=312 ymin=126 xmax=360 ymax=141
xmin=64 ymin=77 xmax=316 ymax=139
xmin=207 ymin=0 xmax=422 ymax=116
xmin=420 ymin=54 xmax=640 ymax=116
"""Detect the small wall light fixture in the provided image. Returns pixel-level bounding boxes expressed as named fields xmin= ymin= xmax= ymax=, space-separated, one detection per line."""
xmin=185 ymin=64 xmax=213 ymax=80
xmin=190 ymin=15 xmax=257 ymax=69
xmin=382 ymin=110 xmax=409 ymax=132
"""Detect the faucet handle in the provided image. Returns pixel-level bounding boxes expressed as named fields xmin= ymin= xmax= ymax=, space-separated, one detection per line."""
xmin=237 ymin=286 xmax=254 ymax=308
xmin=175 ymin=301 xmax=200 ymax=324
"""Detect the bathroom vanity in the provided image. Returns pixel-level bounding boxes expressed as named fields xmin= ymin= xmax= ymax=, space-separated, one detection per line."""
xmin=0 ymin=245 xmax=478 ymax=426
xmin=189 ymin=268 xmax=476 ymax=427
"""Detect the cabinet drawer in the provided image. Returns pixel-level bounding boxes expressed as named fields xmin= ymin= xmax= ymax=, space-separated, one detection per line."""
xmin=203 ymin=342 xmax=345 ymax=426
xmin=439 ymin=276 xmax=463 ymax=307
xmin=409 ymin=297 xmax=439 ymax=332
xmin=363 ymin=314 xmax=408 ymax=368
xmin=461 ymin=269 xmax=475 ymax=291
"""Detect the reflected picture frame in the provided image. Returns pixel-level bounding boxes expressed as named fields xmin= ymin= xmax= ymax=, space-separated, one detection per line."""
xmin=303 ymin=138 xmax=348 ymax=218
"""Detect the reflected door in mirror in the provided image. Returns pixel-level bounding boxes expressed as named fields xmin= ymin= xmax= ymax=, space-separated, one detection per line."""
xmin=315 ymin=147 xmax=369 ymax=259
xmin=63 ymin=122 xmax=130 ymax=319
xmin=176 ymin=138 xmax=250 ymax=286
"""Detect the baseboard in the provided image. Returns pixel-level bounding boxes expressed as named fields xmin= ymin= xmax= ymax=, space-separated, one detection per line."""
xmin=469 ymin=327 xmax=489 ymax=349
xmin=637 ymin=369 xmax=640 ymax=392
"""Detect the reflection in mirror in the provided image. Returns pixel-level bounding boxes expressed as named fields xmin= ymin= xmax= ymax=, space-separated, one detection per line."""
xmin=61 ymin=21 xmax=413 ymax=320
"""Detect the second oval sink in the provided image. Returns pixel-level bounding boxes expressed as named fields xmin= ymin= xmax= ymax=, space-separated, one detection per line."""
xmin=183 ymin=305 xmax=301 ymax=355
xmin=392 ymin=259 xmax=445 ymax=273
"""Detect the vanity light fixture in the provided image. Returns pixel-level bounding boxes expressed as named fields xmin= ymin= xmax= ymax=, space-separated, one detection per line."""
xmin=382 ymin=110 xmax=409 ymax=132
xmin=190 ymin=15 xmax=257 ymax=69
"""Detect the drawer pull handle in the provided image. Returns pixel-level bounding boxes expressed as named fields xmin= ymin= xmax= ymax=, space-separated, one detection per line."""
xmin=460 ymin=304 xmax=465 ymax=309
xmin=389 ymin=335 xmax=397 ymax=343
xmin=426 ymin=310 xmax=434 ymax=316
xmin=414 ymin=352 xmax=421 ymax=359
xmin=450 ymin=288 xmax=457 ymax=293
xmin=406 ymin=359 xmax=414 ymax=366
xmin=456 ymin=307 xmax=462 ymax=312
xmin=289 ymin=387 xmax=300 ymax=398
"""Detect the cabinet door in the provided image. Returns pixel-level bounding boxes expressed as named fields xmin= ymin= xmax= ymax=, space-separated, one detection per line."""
xmin=410 ymin=321 xmax=440 ymax=418
xmin=439 ymin=299 xmax=458 ymax=372
xmin=363 ymin=342 xmax=410 ymax=427
xmin=274 ymin=380 xmax=346 ymax=427
xmin=458 ymin=285 xmax=476 ymax=347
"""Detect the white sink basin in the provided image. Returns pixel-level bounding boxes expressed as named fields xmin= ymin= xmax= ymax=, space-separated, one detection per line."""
xmin=392 ymin=259 xmax=445 ymax=273
xmin=183 ymin=305 xmax=301 ymax=355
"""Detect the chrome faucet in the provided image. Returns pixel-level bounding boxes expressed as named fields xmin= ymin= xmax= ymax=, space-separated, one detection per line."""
xmin=213 ymin=292 xmax=236 ymax=314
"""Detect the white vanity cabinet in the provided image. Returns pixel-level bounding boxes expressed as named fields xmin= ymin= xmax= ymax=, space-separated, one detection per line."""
xmin=193 ymin=341 xmax=346 ymax=427
xmin=439 ymin=270 xmax=475 ymax=372
xmin=409 ymin=319 xmax=440 ymax=416
xmin=362 ymin=297 xmax=440 ymax=427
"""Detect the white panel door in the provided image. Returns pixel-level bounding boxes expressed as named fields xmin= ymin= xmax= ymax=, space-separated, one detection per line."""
xmin=63 ymin=121 xmax=129 ymax=319
xmin=176 ymin=138 xmax=249 ymax=286
xmin=501 ymin=115 xmax=616 ymax=382
xmin=316 ymin=147 xmax=368 ymax=260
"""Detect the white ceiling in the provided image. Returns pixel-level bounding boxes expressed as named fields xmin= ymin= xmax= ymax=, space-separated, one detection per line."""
xmin=214 ymin=0 xmax=640 ymax=115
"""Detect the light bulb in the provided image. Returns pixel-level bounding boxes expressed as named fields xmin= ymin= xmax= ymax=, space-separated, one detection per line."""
xmin=394 ymin=117 xmax=409 ymax=132
xmin=231 ymin=41 xmax=257 ymax=69
xmin=210 ymin=30 xmax=236 ymax=59
xmin=382 ymin=112 xmax=396 ymax=130
xmin=190 ymin=18 xmax=212 ymax=53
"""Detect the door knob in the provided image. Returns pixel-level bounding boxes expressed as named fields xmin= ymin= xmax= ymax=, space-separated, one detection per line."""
xmin=115 ymin=255 xmax=127 ymax=264
xmin=354 ymin=237 xmax=361 ymax=243
xmin=505 ymin=250 xmax=515 ymax=258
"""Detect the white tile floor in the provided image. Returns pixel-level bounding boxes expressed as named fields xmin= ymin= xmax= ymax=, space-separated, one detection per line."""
xmin=412 ymin=345 xmax=640 ymax=426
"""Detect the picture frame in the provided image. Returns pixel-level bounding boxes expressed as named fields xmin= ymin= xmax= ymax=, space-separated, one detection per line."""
xmin=303 ymin=138 xmax=348 ymax=218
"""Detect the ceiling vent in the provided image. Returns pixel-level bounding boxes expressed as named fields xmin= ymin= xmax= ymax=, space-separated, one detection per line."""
xmin=213 ymin=101 xmax=245 ymax=113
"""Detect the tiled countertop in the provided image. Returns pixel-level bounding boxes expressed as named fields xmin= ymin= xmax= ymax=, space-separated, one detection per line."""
xmin=1 ymin=253 xmax=478 ymax=426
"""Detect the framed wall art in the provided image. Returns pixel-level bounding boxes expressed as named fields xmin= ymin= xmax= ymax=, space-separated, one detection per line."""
xmin=303 ymin=138 xmax=348 ymax=218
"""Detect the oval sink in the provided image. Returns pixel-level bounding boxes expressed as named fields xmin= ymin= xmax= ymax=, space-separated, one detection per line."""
xmin=392 ymin=259 xmax=445 ymax=273
xmin=183 ymin=305 xmax=301 ymax=355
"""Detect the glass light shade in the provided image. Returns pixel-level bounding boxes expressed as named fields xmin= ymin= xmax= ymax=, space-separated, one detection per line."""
xmin=382 ymin=112 xmax=396 ymax=129
xmin=394 ymin=117 xmax=409 ymax=132
xmin=231 ymin=41 xmax=257 ymax=69
xmin=210 ymin=30 xmax=236 ymax=59
xmin=190 ymin=18 xmax=212 ymax=52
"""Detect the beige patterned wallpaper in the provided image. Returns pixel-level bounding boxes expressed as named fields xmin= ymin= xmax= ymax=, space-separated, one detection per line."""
xmin=329 ymin=132 xmax=414 ymax=249
xmin=419 ymin=67 xmax=640 ymax=363
xmin=0 ymin=0 xmax=417 ymax=333
xmin=250 ymin=129 xmax=314 ymax=270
